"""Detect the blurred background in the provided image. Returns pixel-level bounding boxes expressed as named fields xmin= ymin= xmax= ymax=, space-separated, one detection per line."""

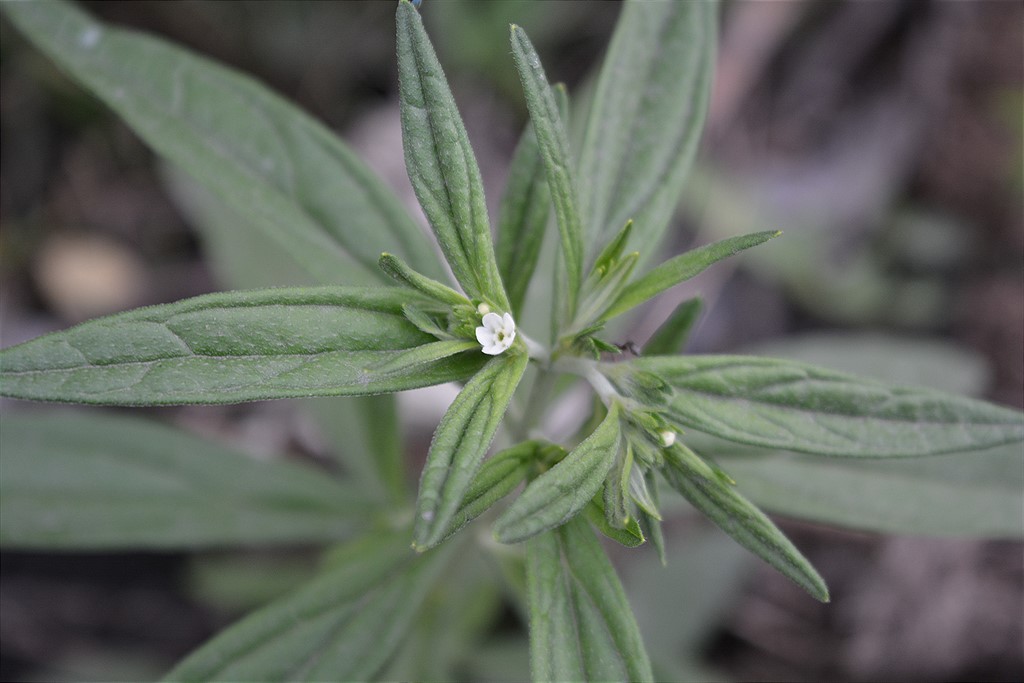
xmin=1 ymin=1 xmax=1021 ymax=681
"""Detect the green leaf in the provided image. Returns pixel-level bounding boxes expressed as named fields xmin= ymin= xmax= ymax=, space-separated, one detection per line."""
xmin=637 ymin=470 xmax=667 ymax=564
xmin=494 ymin=402 xmax=622 ymax=544
xmin=577 ymin=0 xmax=717 ymax=261
xmin=602 ymin=231 xmax=781 ymax=321
xmin=0 ymin=412 xmax=372 ymax=549
xmin=396 ymin=0 xmax=508 ymax=309
xmin=303 ymin=395 xmax=408 ymax=503
xmin=440 ymin=441 xmax=537 ymax=542
xmin=509 ymin=25 xmax=584 ymax=318
xmin=525 ymin=517 xmax=654 ymax=682
xmin=603 ymin=439 xmax=634 ymax=528
xmin=496 ymin=120 xmax=552 ymax=317
xmin=1 ymin=0 xmax=438 ymax=286
xmin=0 ymin=287 xmax=486 ymax=405
xmin=164 ymin=169 xmax=414 ymax=504
xmin=643 ymin=297 xmax=703 ymax=355
xmin=164 ymin=165 xmax=415 ymax=503
xmin=582 ymin=499 xmax=646 ymax=548
xmin=711 ymin=442 xmax=1024 ymax=538
xmin=379 ymin=253 xmax=470 ymax=307
xmin=413 ymin=352 xmax=529 ymax=550
xmin=661 ymin=443 xmax=829 ymax=602
xmin=633 ymin=355 xmax=1024 ymax=457
xmin=164 ymin=530 xmax=453 ymax=682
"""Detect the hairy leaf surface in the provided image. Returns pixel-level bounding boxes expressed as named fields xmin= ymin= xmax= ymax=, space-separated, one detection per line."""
xmin=510 ymin=26 xmax=583 ymax=316
xmin=526 ymin=517 xmax=653 ymax=683
xmin=396 ymin=1 xmax=508 ymax=308
xmin=0 ymin=287 xmax=485 ymax=405
xmin=632 ymin=356 xmax=1024 ymax=457
xmin=602 ymin=231 xmax=779 ymax=321
xmin=662 ymin=444 xmax=829 ymax=602
xmin=414 ymin=352 xmax=529 ymax=549
xmin=495 ymin=403 xmax=622 ymax=543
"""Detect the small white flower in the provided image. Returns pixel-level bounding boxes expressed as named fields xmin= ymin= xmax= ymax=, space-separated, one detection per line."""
xmin=475 ymin=312 xmax=516 ymax=355
xmin=476 ymin=302 xmax=491 ymax=315
xmin=659 ymin=430 xmax=676 ymax=447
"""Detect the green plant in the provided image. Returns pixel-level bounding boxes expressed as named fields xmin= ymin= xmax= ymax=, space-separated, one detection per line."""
xmin=1 ymin=1 xmax=1021 ymax=681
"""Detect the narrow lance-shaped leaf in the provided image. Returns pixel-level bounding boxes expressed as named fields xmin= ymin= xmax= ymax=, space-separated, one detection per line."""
xmin=396 ymin=0 xmax=509 ymax=309
xmin=439 ymin=441 xmax=538 ymax=543
xmin=510 ymin=25 xmax=584 ymax=318
xmin=1 ymin=0 xmax=439 ymax=286
xmin=0 ymin=412 xmax=374 ymax=549
xmin=0 ymin=287 xmax=486 ymax=405
xmin=496 ymin=119 xmax=552 ymax=317
xmin=379 ymin=253 xmax=470 ymax=307
xmin=414 ymin=352 xmax=529 ymax=550
xmin=661 ymin=443 xmax=830 ymax=602
xmin=602 ymin=230 xmax=781 ymax=321
xmin=577 ymin=0 xmax=717 ymax=261
xmin=632 ymin=355 xmax=1024 ymax=457
xmin=643 ymin=297 xmax=703 ymax=356
xmin=164 ymin=530 xmax=455 ymax=683
xmin=526 ymin=517 xmax=654 ymax=683
xmin=583 ymin=498 xmax=646 ymax=549
xmin=494 ymin=402 xmax=622 ymax=544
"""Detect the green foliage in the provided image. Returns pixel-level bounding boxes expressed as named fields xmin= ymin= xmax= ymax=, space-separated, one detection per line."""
xmin=526 ymin=517 xmax=654 ymax=682
xmin=0 ymin=287 xmax=485 ymax=404
xmin=0 ymin=412 xmax=374 ymax=549
xmin=1 ymin=0 xmax=1022 ymax=681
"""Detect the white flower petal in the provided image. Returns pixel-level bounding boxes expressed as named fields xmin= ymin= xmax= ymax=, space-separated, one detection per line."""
xmin=481 ymin=312 xmax=503 ymax=331
xmin=481 ymin=342 xmax=504 ymax=355
xmin=475 ymin=326 xmax=492 ymax=346
xmin=476 ymin=311 xmax=516 ymax=355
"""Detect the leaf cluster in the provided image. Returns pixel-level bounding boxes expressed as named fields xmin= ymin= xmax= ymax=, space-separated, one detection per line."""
xmin=1 ymin=1 xmax=1021 ymax=681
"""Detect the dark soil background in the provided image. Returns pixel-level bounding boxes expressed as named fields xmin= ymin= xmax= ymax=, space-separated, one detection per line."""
xmin=1 ymin=1 xmax=1021 ymax=681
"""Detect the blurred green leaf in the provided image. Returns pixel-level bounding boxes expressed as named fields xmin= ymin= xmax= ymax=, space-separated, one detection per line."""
xmin=414 ymin=352 xmax=529 ymax=549
xmin=625 ymin=527 xmax=750 ymax=682
xmin=662 ymin=443 xmax=829 ymax=602
xmin=164 ymin=530 xmax=453 ymax=682
xmin=643 ymin=298 xmax=703 ymax=356
xmin=396 ymin=0 xmax=508 ymax=309
xmin=526 ymin=517 xmax=653 ymax=682
xmin=0 ymin=287 xmax=485 ymax=405
xmin=712 ymin=441 xmax=1024 ymax=538
xmin=578 ymin=0 xmax=716 ymax=262
xmin=381 ymin=548 xmax=504 ymax=681
xmin=602 ymin=231 xmax=780 ymax=321
xmin=510 ymin=25 xmax=583 ymax=318
xmin=0 ymin=412 xmax=371 ymax=549
xmin=744 ymin=332 xmax=991 ymax=397
xmin=494 ymin=402 xmax=621 ymax=544
xmin=633 ymin=355 xmax=1024 ymax=457
xmin=2 ymin=0 xmax=439 ymax=286
xmin=303 ymin=394 xmax=408 ymax=503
